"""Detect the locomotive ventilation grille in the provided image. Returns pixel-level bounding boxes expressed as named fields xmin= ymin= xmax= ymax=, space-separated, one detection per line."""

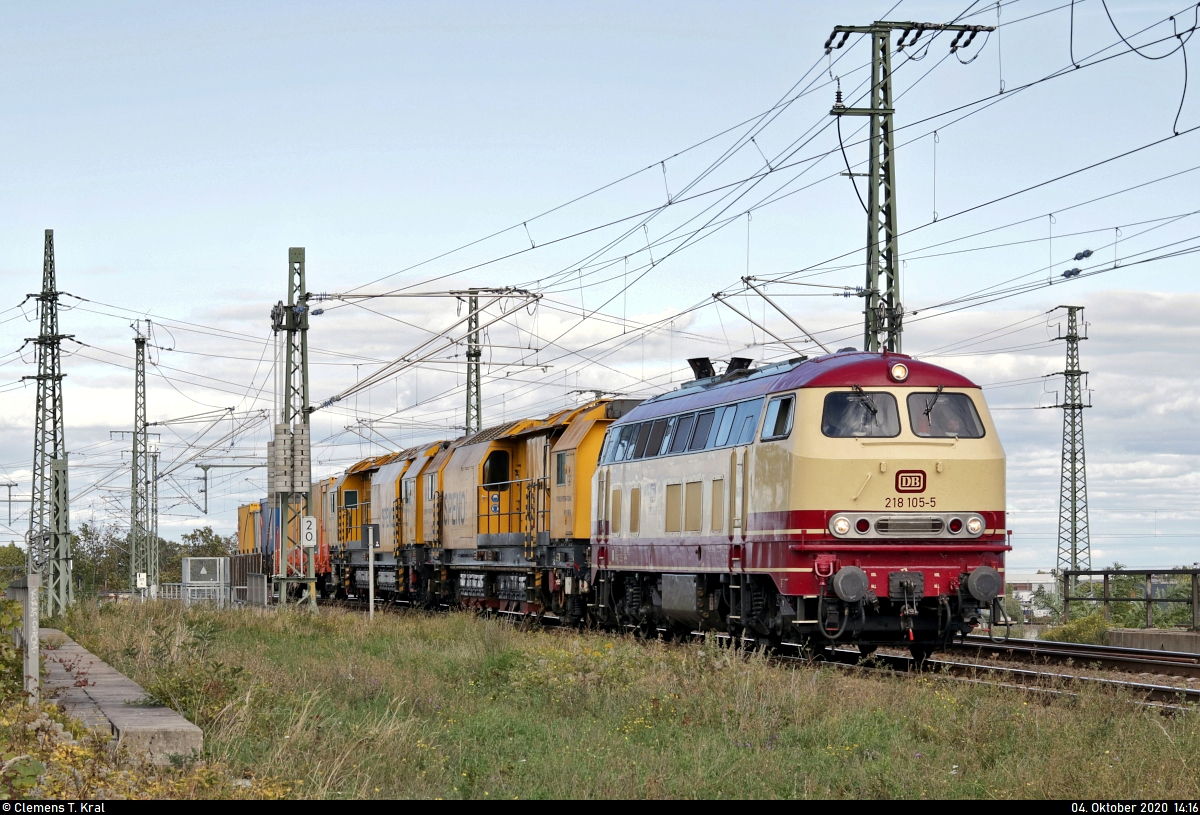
xmin=875 ymin=516 xmax=944 ymax=536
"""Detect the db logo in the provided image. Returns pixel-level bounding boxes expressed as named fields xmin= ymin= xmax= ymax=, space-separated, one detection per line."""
xmin=895 ymin=470 xmax=926 ymax=493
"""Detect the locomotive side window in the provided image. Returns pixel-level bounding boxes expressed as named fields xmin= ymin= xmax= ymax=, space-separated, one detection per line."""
xmin=611 ymin=424 xmax=638 ymax=462
xmin=645 ymin=419 xmax=669 ymax=458
xmin=760 ymin=395 xmax=795 ymax=441
xmin=600 ymin=430 xmax=615 ymax=463
xmin=343 ymin=489 xmax=358 ymax=508
xmin=731 ymin=398 xmax=765 ymax=445
xmin=907 ymin=392 xmax=986 ymax=438
xmin=714 ymin=405 xmax=738 ymax=446
xmin=656 ymin=416 xmax=678 ymax=456
xmin=632 ymin=422 xmax=655 ymax=458
xmin=689 ymin=410 xmax=717 ymax=451
xmin=821 ymin=392 xmax=900 ymax=438
xmin=555 ymin=452 xmax=568 ymax=486
xmin=669 ymin=413 xmax=696 ymax=454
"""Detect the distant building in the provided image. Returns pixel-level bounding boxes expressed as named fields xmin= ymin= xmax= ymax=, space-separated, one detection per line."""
xmin=1006 ymin=571 xmax=1058 ymax=621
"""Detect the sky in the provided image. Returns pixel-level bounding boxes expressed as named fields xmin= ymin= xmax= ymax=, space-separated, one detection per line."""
xmin=0 ymin=0 xmax=1198 ymax=570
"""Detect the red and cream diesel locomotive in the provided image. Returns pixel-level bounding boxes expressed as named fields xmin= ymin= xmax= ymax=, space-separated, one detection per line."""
xmin=243 ymin=349 xmax=1007 ymax=655
xmin=589 ymin=350 xmax=1007 ymax=654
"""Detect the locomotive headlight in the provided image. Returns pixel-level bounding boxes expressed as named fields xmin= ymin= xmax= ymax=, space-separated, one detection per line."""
xmin=831 ymin=516 xmax=852 ymax=536
xmin=889 ymin=362 xmax=909 ymax=382
xmin=966 ymin=517 xmax=984 ymax=535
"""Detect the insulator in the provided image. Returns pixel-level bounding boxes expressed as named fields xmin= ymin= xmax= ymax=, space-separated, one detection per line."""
xmin=1073 ymin=249 xmax=1093 ymax=261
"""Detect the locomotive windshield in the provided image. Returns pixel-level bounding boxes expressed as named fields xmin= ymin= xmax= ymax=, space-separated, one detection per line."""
xmin=821 ymin=392 xmax=900 ymax=438
xmin=907 ymin=392 xmax=985 ymax=438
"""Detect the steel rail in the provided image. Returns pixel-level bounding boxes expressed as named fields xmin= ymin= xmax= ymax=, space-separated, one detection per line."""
xmin=949 ymin=635 xmax=1200 ymax=679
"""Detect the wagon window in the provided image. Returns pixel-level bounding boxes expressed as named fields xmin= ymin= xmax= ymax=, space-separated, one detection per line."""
xmin=761 ymin=395 xmax=795 ymax=441
xmin=483 ymin=450 xmax=510 ymax=489
xmin=907 ymin=392 xmax=986 ymax=439
xmin=821 ymin=392 xmax=900 ymax=438
xmin=343 ymin=489 xmax=358 ymax=508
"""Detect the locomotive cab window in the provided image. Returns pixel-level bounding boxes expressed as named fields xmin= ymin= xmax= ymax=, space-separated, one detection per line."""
xmin=760 ymin=395 xmax=795 ymax=441
xmin=482 ymin=450 xmax=511 ymax=489
xmin=555 ymin=452 xmax=568 ymax=486
xmin=821 ymin=391 xmax=900 ymax=438
xmin=343 ymin=490 xmax=358 ymax=508
xmin=907 ymin=392 xmax=986 ymax=438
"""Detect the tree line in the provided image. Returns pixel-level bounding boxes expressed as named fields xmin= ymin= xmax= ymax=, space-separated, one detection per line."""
xmin=0 ymin=523 xmax=237 ymax=595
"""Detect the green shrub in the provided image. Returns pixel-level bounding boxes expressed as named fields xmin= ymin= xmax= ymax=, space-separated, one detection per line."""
xmin=1039 ymin=611 xmax=1110 ymax=645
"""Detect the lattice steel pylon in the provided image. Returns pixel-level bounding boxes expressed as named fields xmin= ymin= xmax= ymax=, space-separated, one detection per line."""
xmin=465 ymin=291 xmax=481 ymax=436
xmin=24 ymin=229 xmax=72 ymax=616
xmin=1053 ymin=305 xmax=1091 ymax=589
xmin=150 ymin=449 xmax=159 ymax=593
xmin=826 ymin=20 xmax=993 ymax=353
xmin=129 ymin=324 xmax=152 ymax=597
xmin=269 ymin=248 xmax=314 ymax=609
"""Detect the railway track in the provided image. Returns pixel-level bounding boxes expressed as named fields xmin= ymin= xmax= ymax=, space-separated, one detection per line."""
xmin=318 ymin=597 xmax=1199 ymax=705
xmin=947 ymin=635 xmax=1200 ymax=680
xmin=805 ymin=646 xmax=1200 ymax=706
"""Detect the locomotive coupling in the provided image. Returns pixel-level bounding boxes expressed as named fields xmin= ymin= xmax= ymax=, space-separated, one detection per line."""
xmin=831 ymin=565 xmax=870 ymax=603
xmin=966 ymin=566 xmax=1002 ymax=602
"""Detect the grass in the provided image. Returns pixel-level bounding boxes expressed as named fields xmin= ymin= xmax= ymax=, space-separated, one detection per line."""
xmin=48 ymin=600 xmax=1200 ymax=799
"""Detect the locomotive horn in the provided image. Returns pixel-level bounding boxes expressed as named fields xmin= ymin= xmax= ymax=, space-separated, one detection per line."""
xmin=831 ymin=565 xmax=869 ymax=604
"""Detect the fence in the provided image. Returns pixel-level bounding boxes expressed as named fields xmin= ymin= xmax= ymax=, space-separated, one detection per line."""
xmin=230 ymin=553 xmax=265 ymax=605
xmin=1062 ymin=568 xmax=1200 ymax=630
xmin=4 ymin=574 xmax=39 ymax=704
xmin=246 ymin=573 xmax=269 ymax=607
xmin=159 ymin=582 xmax=229 ymax=607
